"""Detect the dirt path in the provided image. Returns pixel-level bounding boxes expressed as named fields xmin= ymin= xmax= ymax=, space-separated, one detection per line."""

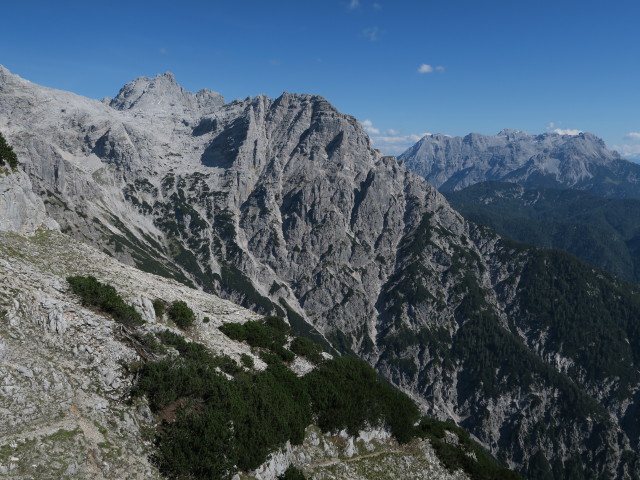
xmin=310 ymin=447 xmax=404 ymax=468
xmin=70 ymin=403 xmax=108 ymax=479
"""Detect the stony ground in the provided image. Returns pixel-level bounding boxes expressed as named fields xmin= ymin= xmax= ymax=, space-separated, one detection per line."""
xmin=246 ymin=426 xmax=469 ymax=480
xmin=0 ymin=229 xmax=259 ymax=479
xmin=0 ymin=229 xmax=469 ymax=480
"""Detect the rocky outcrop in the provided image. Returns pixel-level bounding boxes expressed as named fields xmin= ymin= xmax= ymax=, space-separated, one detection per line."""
xmin=251 ymin=426 xmax=468 ymax=480
xmin=399 ymin=129 xmax=640 ymax=197
xmin=0 ymin=169 xmax=58 ymax=235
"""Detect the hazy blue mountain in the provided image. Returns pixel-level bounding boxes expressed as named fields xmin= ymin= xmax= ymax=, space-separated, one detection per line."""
xmin=399 ymin=129 xmax=640 ymax=198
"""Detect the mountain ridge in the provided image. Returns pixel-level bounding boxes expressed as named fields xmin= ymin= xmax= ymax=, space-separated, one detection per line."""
xmin=399 ymin=129 xmax=640 ymax=198
xmin=2 ymin=66 xmax=640 ymax=477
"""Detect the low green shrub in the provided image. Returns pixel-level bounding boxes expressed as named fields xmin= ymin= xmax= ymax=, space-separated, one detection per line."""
xmin=219 ymin=316 xmax=292 ymax=356
xmin=304 ymin=356 xmax=420 ymax=441
xmin=152 ymin=299 xmax=165 ymax=319
xmin=240 ymin=353 xmax=254 ymax=369
xmin=278 ymin=465 xmax=307 ymax=480
xmin=135 ymin=322 xmax=518 ymax=480
xmin=290 ymin=337 xmax=324 ymax=364
xmin=0 ymin=132 xmax=18 ymax=171
xmin=67 ymin=275 xmax=143 ymax=327
xmin=168 ymin=300 xmax=195 ymax=329
xmin=415 ymin=417 xmax=522 ymax=479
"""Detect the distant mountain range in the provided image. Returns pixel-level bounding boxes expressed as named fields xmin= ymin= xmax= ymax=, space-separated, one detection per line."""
xmin=399 ymin=129 xmax=640 ymax=198
xmin=400 ymin=129 xmax=640 ymax=280
xmin=3 ymin=65 xmax=640 ymax=478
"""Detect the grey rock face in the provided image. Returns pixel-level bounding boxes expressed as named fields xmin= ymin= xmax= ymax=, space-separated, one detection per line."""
xmin=399 ymin=129 xmax=640 ymax=197
xmin=0 ymin=169 xmax=59 ymax=235
xmin=2 ymin=66 xmax=640 ymax=477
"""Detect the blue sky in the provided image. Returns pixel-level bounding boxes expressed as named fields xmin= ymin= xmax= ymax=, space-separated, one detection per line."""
xmin=1 ymin=0 xmax=639 ymax=158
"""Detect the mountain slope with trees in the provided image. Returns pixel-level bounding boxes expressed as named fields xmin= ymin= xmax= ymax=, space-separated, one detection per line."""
xmin=445 ymin=181 xmax=640 ymax=283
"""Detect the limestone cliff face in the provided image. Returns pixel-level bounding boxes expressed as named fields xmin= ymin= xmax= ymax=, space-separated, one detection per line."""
xmin=2 ymin=66 xmax=640 ymax=477
xmin=0 ymin=169 xmax=58 ymax=235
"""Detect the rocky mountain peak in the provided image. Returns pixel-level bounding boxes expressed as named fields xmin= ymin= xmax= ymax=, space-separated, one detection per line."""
xmin=109 ymin=71 xmax=225 ymax=116
xmin=497 ymin=128 xmax=529 ymax=140
xmin=0 ymin=64 xmax=29 ymax=88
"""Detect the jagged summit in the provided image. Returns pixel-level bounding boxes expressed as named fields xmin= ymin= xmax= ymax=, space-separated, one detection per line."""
xmin=399 ymin=128 xmax=640 ymax=197
xmin=108 ymin=71 xmax=225 ymax=116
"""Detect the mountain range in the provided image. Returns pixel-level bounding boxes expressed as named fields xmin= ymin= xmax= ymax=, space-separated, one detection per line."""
xmin=2 ymin=65 xmax=640 ymax=479
xmin=399 ymin=129 xmax=640 ymax=198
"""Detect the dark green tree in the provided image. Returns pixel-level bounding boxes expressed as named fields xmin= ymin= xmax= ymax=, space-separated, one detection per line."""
xmin=0 ymin=132 xmax=18 ymax=170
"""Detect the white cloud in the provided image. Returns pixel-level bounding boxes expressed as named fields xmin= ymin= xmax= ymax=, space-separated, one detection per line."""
xmin=613 ymin=144 xmax=640 ymax=160
xmin=360 ymin=119 xmax=432 ymax=154
xmin=553 ymin=128 xmax=582 ymax=136
xmin=369 ymin=132 xmax=432 ymax=155
xmin=546 ymin=122 xmax=582 ymax=136
xmin=349 ymin=0 xmax=360 ymax=9
xmin=362 ymin=119 xmax=380 ymax=135
xmin=159 ymin=48 xmax=168 ymax=55
xmin=626 ymin=132 xmax=640 ymax=140
xmin=361 ymin=27 xmax=380 ymax=41
xmin=373 ymin=2 xmax=382 ymax=9
xmin=418 ymin=64 xmax=444 ymax=74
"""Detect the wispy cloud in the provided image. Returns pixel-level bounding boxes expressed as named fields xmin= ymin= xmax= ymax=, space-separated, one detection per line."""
xmin=361 ymin=27 xmax=380 ymax=41
xmin=418 ymin=64 xmax=445 ymax=74
xmin=159 ymin=48 xmax=168 ymax=55
xmin=613 ymin=144 xmax=640 ymax=160
xmin=553 ymin=128 xmax=582 ymax=136
xmin=373 ymin=133 xmax=430 ymax=155
xmin=545 ymin=122 xmax=582 ymax=136
xmin=616 ymin=132 xmax=640 ymax=161
xmin=361 ymin=120 xmax=430 ymax=154
xmin=362 ymin=120 xmax=380 ymax=135
xmin=373 ymin=2 xmax=382 ymax=9
xmin=348 ymin=0 xmax=360 ymax=9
